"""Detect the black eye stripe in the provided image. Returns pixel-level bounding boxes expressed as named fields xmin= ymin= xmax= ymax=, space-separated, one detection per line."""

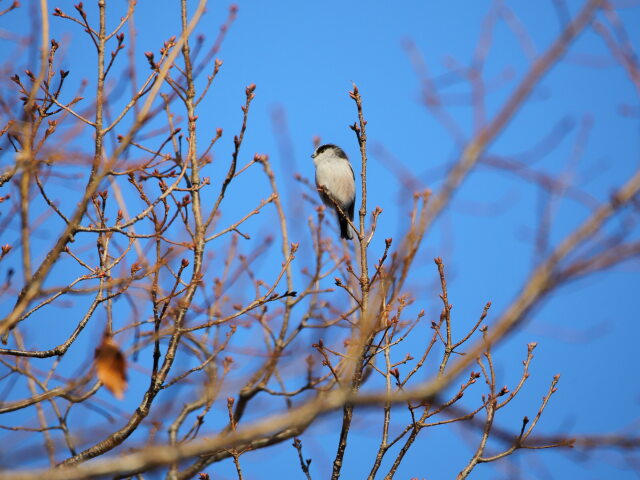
xmin=315 ymin=144 xmax=348 ymax=159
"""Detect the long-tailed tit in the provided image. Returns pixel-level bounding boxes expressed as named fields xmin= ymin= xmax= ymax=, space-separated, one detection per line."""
xmin=311 ymin=144 xmax=356 ymax=240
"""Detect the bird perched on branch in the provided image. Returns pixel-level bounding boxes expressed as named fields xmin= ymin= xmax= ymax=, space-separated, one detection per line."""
xmin=312 ymin=144 xmax=356 ymax=240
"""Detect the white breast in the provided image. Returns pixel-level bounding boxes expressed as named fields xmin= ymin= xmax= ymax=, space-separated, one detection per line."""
xmin=314 ymin=155 xmax=355 ymax=206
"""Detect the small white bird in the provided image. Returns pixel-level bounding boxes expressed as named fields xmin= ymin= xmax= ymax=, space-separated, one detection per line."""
xmin=311 ymin=144 xmax=356 ymax=240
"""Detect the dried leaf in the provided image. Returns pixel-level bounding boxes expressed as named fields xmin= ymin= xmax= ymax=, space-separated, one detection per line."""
xmin=94 ymin=334 xmax=127 ymax=399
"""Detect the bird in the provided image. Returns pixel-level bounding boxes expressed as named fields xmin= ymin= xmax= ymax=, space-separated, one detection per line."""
xmin=311 ymin=144 xmax=356 ymax=240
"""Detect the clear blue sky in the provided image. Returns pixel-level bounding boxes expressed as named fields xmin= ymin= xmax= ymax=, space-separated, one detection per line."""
xmin=1 ymin=0 xmax=639 ymax=478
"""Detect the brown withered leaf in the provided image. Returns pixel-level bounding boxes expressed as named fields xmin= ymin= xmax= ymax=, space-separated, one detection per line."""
xmin=94 ymin=334 xmax=127 ymax=399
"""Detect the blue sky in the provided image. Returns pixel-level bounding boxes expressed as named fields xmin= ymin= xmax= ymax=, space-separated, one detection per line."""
xmin=1 ymin=0 xmax=639 ymax=478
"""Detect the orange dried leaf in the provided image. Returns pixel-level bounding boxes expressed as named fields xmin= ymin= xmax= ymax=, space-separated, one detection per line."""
xmin=94 ymin=335 xmax=127 ymax=399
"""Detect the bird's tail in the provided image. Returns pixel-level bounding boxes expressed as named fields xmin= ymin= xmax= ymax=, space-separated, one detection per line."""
xmin=339 ymin=216 xmax=353 ymax=240
xmin=339 ymin=202 xmax=355 ymax=240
